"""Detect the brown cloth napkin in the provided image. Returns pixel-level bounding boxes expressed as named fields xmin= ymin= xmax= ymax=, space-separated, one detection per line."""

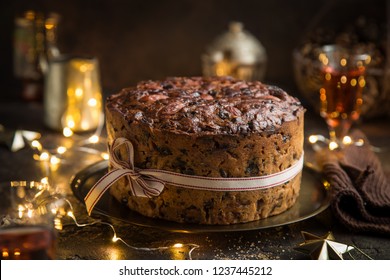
xmin=318 ymin=130 xmax=390 ymax=235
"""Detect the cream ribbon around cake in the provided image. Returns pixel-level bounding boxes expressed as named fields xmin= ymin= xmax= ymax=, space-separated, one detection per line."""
xmin=84 ymin=137 xmax=304 ymax=215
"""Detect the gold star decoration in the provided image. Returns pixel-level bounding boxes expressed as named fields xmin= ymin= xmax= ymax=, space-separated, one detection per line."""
xmin=294 ymin=231 xmax=354 ymax=260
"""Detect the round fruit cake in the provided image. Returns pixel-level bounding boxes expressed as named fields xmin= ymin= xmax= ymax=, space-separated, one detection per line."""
xmin=105 ymin=76 xmax=305 ymax=224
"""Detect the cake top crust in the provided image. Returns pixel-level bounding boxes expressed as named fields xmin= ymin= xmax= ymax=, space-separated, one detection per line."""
xmin=107 ymin=76 xmax=304 ymax=135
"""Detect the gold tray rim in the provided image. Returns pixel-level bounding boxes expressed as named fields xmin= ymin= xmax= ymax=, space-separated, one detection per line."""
xmin=70 ymin=160 xmax=330 ymax=233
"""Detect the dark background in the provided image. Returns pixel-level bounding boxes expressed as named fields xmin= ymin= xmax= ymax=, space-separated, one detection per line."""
xmin=0 ymin=1 xmax=389 ymax=261
xmin=0 ymin=0 xmax=386 ymax=103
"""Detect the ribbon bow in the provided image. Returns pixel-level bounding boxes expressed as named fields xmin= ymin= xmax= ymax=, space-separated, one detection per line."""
xmin=85 ymin=137 xmax=304 ymax=216
xmin=84 ymin=137 xmax=164 ymax=215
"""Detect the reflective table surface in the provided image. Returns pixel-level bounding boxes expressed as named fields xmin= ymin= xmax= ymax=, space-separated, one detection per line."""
xmin=1 ymin=101 xmax=389 ymax=260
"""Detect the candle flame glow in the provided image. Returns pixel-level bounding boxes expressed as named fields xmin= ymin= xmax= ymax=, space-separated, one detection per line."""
xmin=27 ymin=209 xmax=33 ymax=218
xmin=67 ymin=119 xmax=75 ymax=129
xmin=75 ymin=88 xmax=83 ymax=97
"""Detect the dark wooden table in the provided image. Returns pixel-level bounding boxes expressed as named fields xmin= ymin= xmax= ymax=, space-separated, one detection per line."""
xmin=1 ymin=101 xmax=389 ymax=260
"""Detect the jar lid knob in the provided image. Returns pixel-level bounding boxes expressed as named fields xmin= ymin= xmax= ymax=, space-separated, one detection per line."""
xmin=229 ymin=21 xmax=243 ymax=33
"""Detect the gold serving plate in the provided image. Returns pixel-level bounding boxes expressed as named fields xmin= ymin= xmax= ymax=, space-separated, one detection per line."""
xmin=71 ymin=160 xmax=330 ymax=233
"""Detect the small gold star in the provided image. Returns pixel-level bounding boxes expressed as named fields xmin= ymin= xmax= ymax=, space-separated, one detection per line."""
xmin=294 ymin=231 xmax=354 ymax=260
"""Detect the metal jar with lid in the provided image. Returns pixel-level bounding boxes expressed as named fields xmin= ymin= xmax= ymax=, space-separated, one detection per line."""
xmin=202 ymin=22 xmax=267 ymax=81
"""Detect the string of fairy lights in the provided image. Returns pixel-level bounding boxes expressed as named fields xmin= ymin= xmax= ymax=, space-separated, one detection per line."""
xmin=9 ymin=110 xmax=375 ymax=260
xmin=16 ymin=115 xmax=199 ymax=260
xmin=308 ymin=134 xmax=365 ymax=151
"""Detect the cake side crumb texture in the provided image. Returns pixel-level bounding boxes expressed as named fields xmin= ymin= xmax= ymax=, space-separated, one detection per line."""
xmin=106 ymin=76 xmax=305 ymax=225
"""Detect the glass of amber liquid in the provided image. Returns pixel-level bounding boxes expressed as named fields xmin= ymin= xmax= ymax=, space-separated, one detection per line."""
xmin=317 ymin=45 xmax=371 ymax=148
xmin=0 ymin=181 xmax=57 ymax=260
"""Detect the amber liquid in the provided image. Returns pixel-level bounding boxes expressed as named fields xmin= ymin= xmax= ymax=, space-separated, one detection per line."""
xmin=320 ymin=67 xmax=366 ymax=137
xmin=0 ymin=226 xmax=56 ymax=260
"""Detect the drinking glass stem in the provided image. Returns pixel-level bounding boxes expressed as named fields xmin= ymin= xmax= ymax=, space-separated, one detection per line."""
xmin=328 ymin=119 xmax=352 ymax=146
